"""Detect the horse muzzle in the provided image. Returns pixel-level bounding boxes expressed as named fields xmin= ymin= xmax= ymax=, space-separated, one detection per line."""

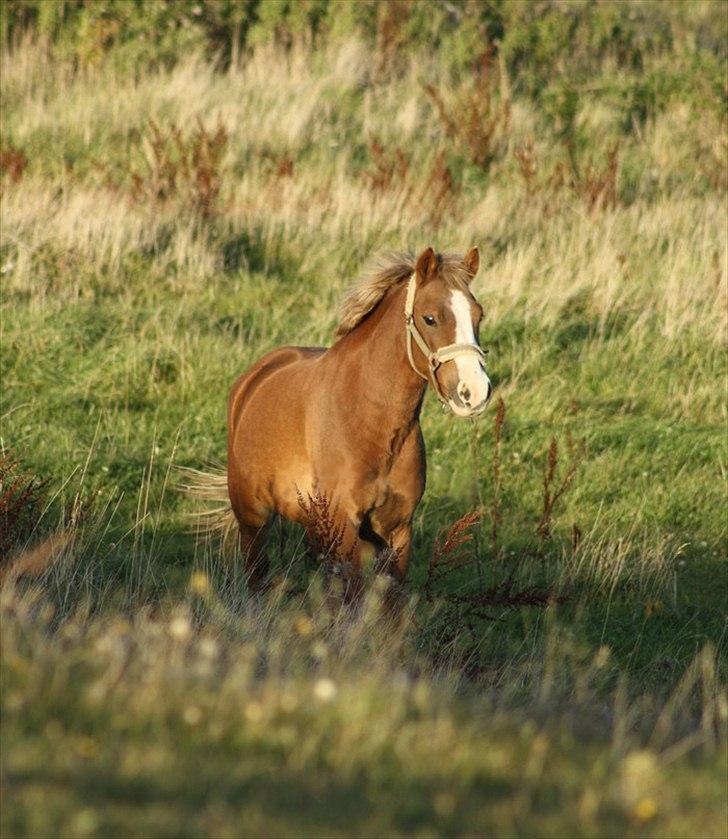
xmin=447 ymin=378 xmax=492 ymax=418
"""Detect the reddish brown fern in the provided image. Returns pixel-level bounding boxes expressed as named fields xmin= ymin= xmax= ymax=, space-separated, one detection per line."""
xmin=296 ymin=489 xmax=364 ymax=602
xmin=536 ymin=434 xmax=583 ymax=552
xmin=423 ymin=47 xmax=511 ymax=173
xmin=0 ymin=144 xmax=29 ymax=182
xmin=423 ymin=150 xmax=459 ymax=227
xmin=366 ymin=136 xmax=410 ymax=192
xmin=360 ymin=135 xmax=458 ymax=228
xmin=130 ymin=118 xmax=228 ymax=218
xmin=0 ymin=454 xmax=48 ymax=561
xmin=297 ymin=489 xmax=344 ymax=560
xmin=426 ymin=506 xmax=568 ymax=622
xmin=426 ymin=510 xmax=483 ymax=598
xmin=450 ymin=581 xmax=568 ymax=617
xmin=374 ymin=0 xmax=413 ymax=77
xmin=579 ymin=142 xmax=619 ymax=212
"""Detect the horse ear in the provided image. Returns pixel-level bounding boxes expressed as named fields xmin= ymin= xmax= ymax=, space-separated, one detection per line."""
xmin=463 ymin=247 xmax=480 ymax=282
xmin=415 ymin=247 xmax=438 ymax=284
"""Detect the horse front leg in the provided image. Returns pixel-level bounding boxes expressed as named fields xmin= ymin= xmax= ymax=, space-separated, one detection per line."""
xmin=333 ymin=517 xmax=365 ymax=604
xmin=361 ymin=512 xmax=413 ymax=616
xmin=385 ymin=520 xmax=413 ymax=582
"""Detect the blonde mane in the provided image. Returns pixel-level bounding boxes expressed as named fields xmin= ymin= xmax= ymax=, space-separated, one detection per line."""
xmin=334 ymin=251 xmax=472 ymax=338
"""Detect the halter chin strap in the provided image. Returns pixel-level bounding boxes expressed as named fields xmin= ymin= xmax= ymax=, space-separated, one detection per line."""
xmin=404 ymin=273 xmax=488 ymax=407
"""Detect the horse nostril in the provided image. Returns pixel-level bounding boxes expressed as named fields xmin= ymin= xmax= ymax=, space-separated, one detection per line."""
xmin=458 ymin=383 xmax=471 ymax=404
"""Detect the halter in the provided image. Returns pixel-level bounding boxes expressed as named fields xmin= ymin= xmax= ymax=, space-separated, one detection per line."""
xmin=404 ymin=273 xmax=489 ymax=407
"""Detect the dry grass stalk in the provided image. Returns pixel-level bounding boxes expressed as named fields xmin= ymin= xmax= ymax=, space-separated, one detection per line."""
xmin=514 ymin=141 xmax=537 ymax=193
xmin=176 ymin=466 xmax=238 ymax=557
xmin=490 ymin=397 xmax=506 ymax=557
xmin=0 ymin=530 xmax=72 ymax=586
xmin=572 ymin=523 xmax=583 ymax=557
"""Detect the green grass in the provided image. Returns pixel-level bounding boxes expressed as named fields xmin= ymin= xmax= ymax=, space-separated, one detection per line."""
xmin=1 ymin=7 xmax=727 ymax=837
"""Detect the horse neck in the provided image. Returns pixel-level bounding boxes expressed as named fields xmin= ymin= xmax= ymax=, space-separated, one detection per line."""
xmin=339 ymin=284 xmax=427 ymax=429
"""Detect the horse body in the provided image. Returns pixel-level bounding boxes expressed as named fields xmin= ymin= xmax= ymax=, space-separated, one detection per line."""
xmin=226 ymin=247 xmax=491 ymax=592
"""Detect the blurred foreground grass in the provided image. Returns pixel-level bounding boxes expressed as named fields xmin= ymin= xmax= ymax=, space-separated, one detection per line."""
xmin=2 ymin=574 xmax=726 ymax=839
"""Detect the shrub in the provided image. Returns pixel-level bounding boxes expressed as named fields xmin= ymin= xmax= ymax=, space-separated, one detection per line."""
xmin=129 ymin=118 xmax=229 ymax=219
xmin=0 ymin=454 xmax=47 ymax=562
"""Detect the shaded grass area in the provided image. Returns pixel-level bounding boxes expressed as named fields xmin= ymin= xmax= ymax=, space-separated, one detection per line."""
xmin=4 ymin=730 xmax=723 ymax=838
xmin=1 ymin=582 xmax=726 ymax=839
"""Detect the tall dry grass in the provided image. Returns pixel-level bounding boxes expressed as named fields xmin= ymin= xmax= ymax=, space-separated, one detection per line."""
xmin=2 ymin=39 xmax=726 ymax=342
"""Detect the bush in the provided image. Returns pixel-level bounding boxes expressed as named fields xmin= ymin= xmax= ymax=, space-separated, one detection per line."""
xmin=3 ymin=0 xmax=725 ymax=112
xmin=1 ymin=0 xmax=258 ymax=69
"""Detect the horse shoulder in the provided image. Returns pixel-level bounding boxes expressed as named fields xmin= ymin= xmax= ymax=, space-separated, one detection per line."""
xmin=390 ymin=422 xmax=426 ymax=498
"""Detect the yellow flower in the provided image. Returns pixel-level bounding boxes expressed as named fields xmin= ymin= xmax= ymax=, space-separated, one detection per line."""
xmin=169 ymin=615 xmax=191 ymax=640
xmin=293 ymin=615 xmax=313 ymax=637
xmin=280 ymin=691 xmax=299 ymax=713
xmin=76 ymin=736 xmax=97 ymax=759
xmin=183 ymin=705 xmax=202 ymax=725
xmin=199 ymin=637 xmax=218 ymax=658
xmin=645 ymin=599 xmax=663 ymax=617
xmin=314 ymin=678 xmax=337 ymax=702
xmin=189 ymin=571 xmax=210 ymax=597
xmin=633 ymin=797 xmax=658 ymax=822
xmin=69 ymin=809 xmax=98 ymax=837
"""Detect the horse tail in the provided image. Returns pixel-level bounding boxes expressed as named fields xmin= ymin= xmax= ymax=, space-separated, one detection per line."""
xmin=177 ymin=465 xmax=238 ymax=555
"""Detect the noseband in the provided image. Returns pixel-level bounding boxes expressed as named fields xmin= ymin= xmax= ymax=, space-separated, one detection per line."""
xmin=404 ymin=273 xmax=488 ymax=407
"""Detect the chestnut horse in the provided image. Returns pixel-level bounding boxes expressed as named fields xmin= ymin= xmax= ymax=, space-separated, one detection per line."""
xmin=201 ymin=247 xmax=492 ymax=593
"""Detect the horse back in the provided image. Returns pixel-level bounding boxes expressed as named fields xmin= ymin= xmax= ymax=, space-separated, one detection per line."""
xmin=227 ymin=345 xmax=324 ymax=431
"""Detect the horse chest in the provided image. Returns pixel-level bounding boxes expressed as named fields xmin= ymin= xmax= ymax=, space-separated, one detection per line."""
xmin=369 ymin=443 xmax=424 ymax=520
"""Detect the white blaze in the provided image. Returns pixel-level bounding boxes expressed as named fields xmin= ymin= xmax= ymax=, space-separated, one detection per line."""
xmin=450 ymin=290 xmax=491 ymax=411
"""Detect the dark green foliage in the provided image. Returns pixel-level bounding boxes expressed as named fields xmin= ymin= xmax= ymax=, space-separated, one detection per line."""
xmin=1 ymin=0 xmax=259 ymax=68
xmin=2 ymin=0 xmax=725 ymax=129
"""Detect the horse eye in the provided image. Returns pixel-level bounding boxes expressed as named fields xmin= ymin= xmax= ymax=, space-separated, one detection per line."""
xmin=423 ymin=315 xmax=436 ymax=326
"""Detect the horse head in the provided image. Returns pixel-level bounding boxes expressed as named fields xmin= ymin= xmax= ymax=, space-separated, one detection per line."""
xmin=405 ymin=246 xmax=492 ymax=417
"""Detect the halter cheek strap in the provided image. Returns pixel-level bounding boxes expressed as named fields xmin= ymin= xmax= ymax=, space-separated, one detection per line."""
xmin=404 ymin=273 xmax=488 ymax=407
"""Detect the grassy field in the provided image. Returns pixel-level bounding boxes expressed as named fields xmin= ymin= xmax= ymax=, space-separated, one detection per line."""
xmin=1 ymin=2 xmax=727 ymax=836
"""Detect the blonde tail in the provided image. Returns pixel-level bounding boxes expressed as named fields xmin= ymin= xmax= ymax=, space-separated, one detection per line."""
xmin=177 ymin=465 xmax=238 ymax=556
